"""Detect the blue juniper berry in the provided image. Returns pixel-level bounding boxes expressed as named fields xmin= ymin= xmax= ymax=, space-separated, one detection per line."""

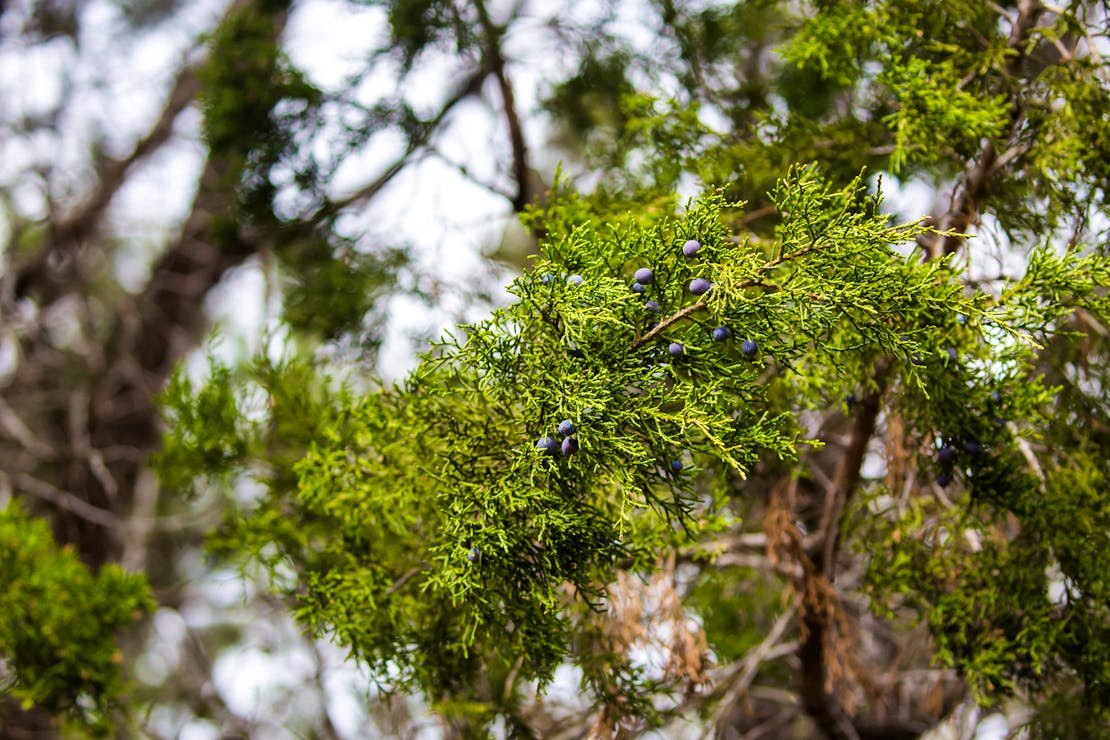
xmin=689 ymin=277 xmax=710 ymax=295
xmin=537 ymin=436 xmax=559 ymax=455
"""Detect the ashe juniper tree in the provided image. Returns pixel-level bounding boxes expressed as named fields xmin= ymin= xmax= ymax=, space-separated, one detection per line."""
xmin=4 ymin=0 xmax=1110 ymax=737
xmin=165 ymin=1 xmax=1110 ymax=736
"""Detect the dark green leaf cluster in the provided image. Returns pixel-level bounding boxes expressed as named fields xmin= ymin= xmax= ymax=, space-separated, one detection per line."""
xmin=154 ymin=360 xmax=250 ymax=494
xmin=865 ymin=445 xmax=1110 ymax=730
xmin=156 ymin=353 xmax=359 ymax=587
xmin=0 ymin=505 xmax=154 ymax=735
xmin=686 ymin=566 xmax=789 ymax=666
xmin=774 ymin=0 xmax=1110 ymax=236
xmin=544 ymin=51 xmax=637 ymax=153
xmin=782 ymin=0 xmax=1010 ymax=171
xmin=281 ymin=239 xmax=410 ymax=341
xmin=369 ymin=0 xmax=476 ymax=68
xmin=197 ymin=1 xmax=412 ymax=346
xmin=197 ymin=0 xmax=324 ymax=237
xmin=861 ymin=243 xmax=1110 ymax=726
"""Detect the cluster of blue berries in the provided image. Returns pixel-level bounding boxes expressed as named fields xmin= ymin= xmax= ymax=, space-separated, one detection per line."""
xmin=626 ymin=239 xmax=759 ymax=360
xmin=539 ymin=272 xmax=585 ymax=287
xmin=538 ymin=418 xmax=579 ymax=457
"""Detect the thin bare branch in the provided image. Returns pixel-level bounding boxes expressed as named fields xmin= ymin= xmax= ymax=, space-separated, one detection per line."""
xmin=329 ymin=68 xmax=489 ymax=213
xmin=14 ymin=473 xmax=120 ymax=529
xmin=14 ymin=59 xmax=203 ymax=304
xmin=0 ymin=397 xmax=54 ymax=457
xmin=383 ymin=566 xmax=422 ymax=597
xmin=631 ymin=300 xmax=708 ymax=349
xmin=474 ymin=0 xmax=534 ymax=212
xmin=717 ymin=606 xmax=798 ymax=705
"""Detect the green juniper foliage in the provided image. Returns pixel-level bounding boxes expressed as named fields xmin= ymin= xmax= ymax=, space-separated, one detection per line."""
xmin=146 ymin=0 xmax=1110 ymax=735
xmin=158 ymin=152 xmax=1110 ymax=733
xmin=0 ymin=505 xmax=153 ymax=735
xmin=7 ymin=0 xmax=1110 ymax=735
xmin=171 ymin=169 xmax=1015 ymax=708
xmin=864 ymin=245 xmax=1110 ymax=725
